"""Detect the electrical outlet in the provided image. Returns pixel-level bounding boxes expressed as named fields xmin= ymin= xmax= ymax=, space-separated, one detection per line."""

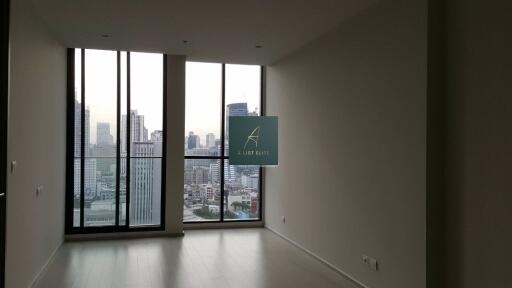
xmin=369 ymin=258 xmax=378 ymax=271
xmin=10 ymin=161 xmax=17 ymax=173
xmin=36 ymin=185 xmax=44 ymax=197
xmin=363 ymin=255 xmax=378 ymax=271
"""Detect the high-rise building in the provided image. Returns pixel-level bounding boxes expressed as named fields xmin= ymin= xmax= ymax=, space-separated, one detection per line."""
xmin=96 ymin=122 xmax=114 ymax=146
xmin=83 ymin=158 xmax=97 ymax=199
xmin=187 ymin=131 xmax=200 ymax=149
xmin=119 ymin=109 xmax=162 ymax=225
xmin=74 ymin=99 xmax=93 ymax=199
xmin=184 ymin=168 xmax=195 ymax=184
xmin=143 ymin=127 xmax=148 ymax=142
xmin=209 ymin=162 xmax=236 ymax=182
xmin=151 ymin=130 xmax=164 ymax=142
xmin=242 ymin=174 xmax=259 ymax=189
xmin=121 ymin=110 xmax=146 ymax=155
xmin=225 ymin=164 xmax=236 ymax=182
xmin=74 ymin=99 xmax=90 ymax=156
xmin=210 ymin=162 xmax=220 ymax=182
xmin=227 ymin=102 xmax=248 ymax=117
xmin=93 ymin=122 xmax=115 ymax=176
xmin=194 ymin=167 xmax=210 ymax=184
xmin=206 ymin=133 xmax=215 ymax=148
xmin=131 ymin=111 xmax=146 ymax=142
xmin=226 ymin=103 xmax=248 ymax=138
xmin=130 ymin=141 xmax=162 ymax=226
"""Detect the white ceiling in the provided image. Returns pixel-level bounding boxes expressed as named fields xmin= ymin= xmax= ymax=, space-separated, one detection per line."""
xmin=32 ymin=0 xmax=376 ymax=64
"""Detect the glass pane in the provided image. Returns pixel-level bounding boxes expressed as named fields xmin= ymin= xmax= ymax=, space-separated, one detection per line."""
xmin=119 ymin=157 xmax=127 ymax=225
xmin=117 ymin=157 xmax=126 ymax=225
xmin=84 ymin=49 xmax=117 ymax=157
xmin=73 ymin=49 xmax=82 ymax=227
xmin=119 ymin=52 xmax=127 ymax=225
xmin=225 ymin=64 xmax=261 ymax=154
xmin=84 ymin=158 xmax=117 ymax=226
xmin=120 ymin=51 xmax=128 ymax=157
xmin=185 ymin=62 xmax=222 ymax=157
xmin=73 ymin=158 xmax=80 ymax=227
xmin=184 ymin=159 xmax=221 ymax=222
xmin=74 ymin=48 xmax=82 ymax=158
xmin=223 ymin=160 xmax=260 ymax=221
xmin=82 ymin=49 xmax=118 ymax=227
xmin=130 ymin=157 xmax=162 ymax=226
xmin=127 ymin=52 xmax=163 ymax=227
xmin=130 ymin=52 xmax=163 ymax=157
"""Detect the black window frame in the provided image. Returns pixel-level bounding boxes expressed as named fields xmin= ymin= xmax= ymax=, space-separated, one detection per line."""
xmin=65 ymin=48 xmax=167 ymax=234
xmin=0 ymin=0 xmax=9 ymax=284
xmin=184 ymin=63 xmax=265 ymax=224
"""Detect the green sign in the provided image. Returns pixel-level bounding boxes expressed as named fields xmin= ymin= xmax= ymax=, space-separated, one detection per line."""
xmin=229 ymin=116 xmax=278 ymax=166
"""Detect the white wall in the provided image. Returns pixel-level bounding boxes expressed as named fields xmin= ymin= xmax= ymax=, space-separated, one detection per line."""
xmin=264 ymin=1 xmax=427 ymax=288
xmin=6 ymin=0 xmax=67 ymax=286
xmin=165 ymin=55 xmax=185 ymax=234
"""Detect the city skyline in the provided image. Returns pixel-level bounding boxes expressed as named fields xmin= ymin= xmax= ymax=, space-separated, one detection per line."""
xmin=74 ymin=100 xmax=163 ymax=227
xmin=75 ymin=98 xmax=261 ymax=224
xmin=73 ymin=53 xmax=262 ymax=225
xmin=75 ymin=49 xmax=163 ymax=145
xmin=184 ymin=100 xmax=261 ymax=222
xmin=185 ymin=62 xmax=261 ymax=141
xmin=185 ymin=102 xmax=259 ymax=148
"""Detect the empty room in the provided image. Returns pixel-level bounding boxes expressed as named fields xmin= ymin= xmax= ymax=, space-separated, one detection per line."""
xmin=0 ymin=0 xmax=511 ymax=288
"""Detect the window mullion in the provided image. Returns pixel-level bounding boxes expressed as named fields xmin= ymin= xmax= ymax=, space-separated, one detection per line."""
xmin=80 ymin=48 xmax=85 ymax=228
xmin=126 ymin=51 xmax=131 ymax=227
xmin=220 ymin=63 xmax=226 ymax=222
xmin=115 ymin=51 xmax=121 ymax=227
xmin=161 ymin=54 xmax=167 ymax=228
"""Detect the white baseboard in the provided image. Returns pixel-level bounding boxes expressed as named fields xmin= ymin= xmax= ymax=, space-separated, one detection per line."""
xmin=29 ymin=239 xmax=63 ymax=288
xmin=265 ymin=225 xmax=369 ymax=288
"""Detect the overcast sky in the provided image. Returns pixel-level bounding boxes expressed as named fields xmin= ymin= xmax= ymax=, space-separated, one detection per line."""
xmin=76 ymin=49 xmax=260 ymax=145
xmin=186 ymin=62 xmax=261 ymax=141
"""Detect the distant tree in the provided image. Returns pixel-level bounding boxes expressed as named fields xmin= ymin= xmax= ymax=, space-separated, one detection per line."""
xmin=240 ymin=202 xmax=250 ymax=211
xmin=193 ymin=206 xmax=218 ymax=219
xmin=231 ymin=201 xmax=242 ymax=211
xmin=224 ymin=210 xmax=237 ymax=219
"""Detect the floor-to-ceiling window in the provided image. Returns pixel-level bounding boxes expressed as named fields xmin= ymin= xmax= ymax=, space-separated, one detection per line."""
xmin=184 ymin=62 xmax=263 ymax=223
xmin=67 ymin=48 xmax=166 ymax=233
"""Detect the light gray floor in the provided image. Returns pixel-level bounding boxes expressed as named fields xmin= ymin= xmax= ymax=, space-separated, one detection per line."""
xmin=35 ymin=228 xmax=355 ymax=288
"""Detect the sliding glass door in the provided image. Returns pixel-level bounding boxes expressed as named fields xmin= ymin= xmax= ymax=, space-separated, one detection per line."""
xmin=66 ymin=48 xmax=166 ymax=234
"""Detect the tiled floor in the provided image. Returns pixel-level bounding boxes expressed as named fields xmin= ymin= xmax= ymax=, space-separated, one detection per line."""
xmin=35 ymin=228 xmax=355 ymax=288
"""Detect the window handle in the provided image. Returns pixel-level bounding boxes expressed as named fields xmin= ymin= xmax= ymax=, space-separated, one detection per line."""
xmin=0 ymin=193 xmax=5 ymax=197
